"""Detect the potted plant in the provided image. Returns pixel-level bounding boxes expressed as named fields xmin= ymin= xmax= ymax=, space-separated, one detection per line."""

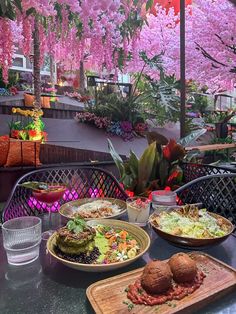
xmin=108 ymin=139 xmax=186 ymax=196
xmin=9 ymin=107 xmax=47 ymax=142
xmin=205 ymin=110 xmax=235 ymax=138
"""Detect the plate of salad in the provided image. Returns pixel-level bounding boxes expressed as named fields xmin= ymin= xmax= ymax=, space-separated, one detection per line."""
xmin=47 ymin=218 xmax=150 ymax=271
xmin=149 ymin=205 xmax=234 ymax=247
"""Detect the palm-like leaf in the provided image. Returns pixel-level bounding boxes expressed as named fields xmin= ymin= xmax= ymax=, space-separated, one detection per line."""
xmin=136 ymin=142 xmax=157 ymax=194
xmin=107 ymin=139 xmax=125 ymax=178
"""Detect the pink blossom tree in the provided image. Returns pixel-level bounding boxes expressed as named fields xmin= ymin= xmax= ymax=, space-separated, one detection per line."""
xmin=0 ymin=0 xmax=147 ymax=107
xmin=127 ymin=0 xmax=236 ymax=92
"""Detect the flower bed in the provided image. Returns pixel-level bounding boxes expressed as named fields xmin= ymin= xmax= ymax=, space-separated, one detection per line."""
xmin=75 ymin=112 xmax=147 ymax=141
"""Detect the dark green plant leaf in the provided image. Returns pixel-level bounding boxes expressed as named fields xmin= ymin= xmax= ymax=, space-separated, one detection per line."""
xmin=108 ymin=139 xmax=125 ymax=177
xmin=146 ymin=0 xmax=154 ymax=10
xmin=136 ymin=142 xmax=157 ymax=194
xmin=26 ymin=7 xmax=36 ymax=16
xmin=129 ymin=150 xmax=139 ymax=179
xmin=159 ymin=159 xmax=170 ymax=187
xmin=149 ymin=149 xmax=160 ymax=181
xmin=14 ymin=0 xmax=22 ymax=12
xmin=121 ymin=173 xmax=136 ymax=190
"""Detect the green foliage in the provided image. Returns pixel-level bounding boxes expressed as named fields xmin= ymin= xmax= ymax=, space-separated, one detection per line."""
xmin=0 ymin=0 xmax=22 ymax=19
xmin=66 ymin=218 xmax=86 ymax=233
xmin=186 ymin=82 xmax=209 ymax=115
xmin=8 ymin=117 xmax=45 ymax=131
xmin=108 ymin=139 xmax=125 ymax=176
xmin=204 ymin=111 xmax=235 ymax=124
xmin=211 ymin=136 xmax=234 ymax=144
xmin=189 ymin=94 xmax=209 ymax=115
xmin=131 ymin=53 xmax=181 ymax=126
xmin=146 ymin=0 xmax=154 ymax=10
xmin=0 ymin=69 xmax=18 ymax=88
xmin=89 ymin=92 xmax=144 ymax=124
xmin=135 ymin=74 xmax=180 ymax=126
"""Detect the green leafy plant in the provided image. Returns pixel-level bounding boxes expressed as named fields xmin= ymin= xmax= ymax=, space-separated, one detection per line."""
xmin=204 ymin=111 xmax=235 ymax=124
xmin=210 ymin=136 xmax=234 ymax=144
xmin=132 ymin=53 xmax=181 ymax=126
xmin=88 ymin=92 xmax=144 ymax=125
xmin=66 ymin=218 xmax=86 ymax=233
xmin=108 ymin=138 xmax=185 ymax=195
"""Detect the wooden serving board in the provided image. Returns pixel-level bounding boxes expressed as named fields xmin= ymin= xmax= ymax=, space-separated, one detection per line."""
xmin=86 ymin=253 xmax=236 ymax=314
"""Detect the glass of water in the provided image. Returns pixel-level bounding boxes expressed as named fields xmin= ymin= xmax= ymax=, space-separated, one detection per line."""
xmin=2 ymin=216 xmax=42 ymax=266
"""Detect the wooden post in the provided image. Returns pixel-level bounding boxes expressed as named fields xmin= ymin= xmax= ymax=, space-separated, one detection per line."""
xmin=33 ymin=16 xmax=41 ymax=108
xmin=79 ymin=61 xmax=85 ymax=93
xmin=180 ymin=0 xmax=186 ymax=138
xmin=50 ymin=56 xmax=56 ymax=90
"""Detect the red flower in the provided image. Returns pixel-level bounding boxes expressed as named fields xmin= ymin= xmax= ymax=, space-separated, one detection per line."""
xmin=11 ymin=130 xmax=20 ymax=139
xmin=28 ymin=130 xmax=38 ymax=138
xmin=163 ymin=139 xmax=185 ymax=162
xmin=125 ymin=190 xmax=134 ymax=197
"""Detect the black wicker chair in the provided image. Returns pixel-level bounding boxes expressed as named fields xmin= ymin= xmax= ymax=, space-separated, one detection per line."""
xmin=2 ymin=166 xmax=128 ymax=222
xmin=175 ymin=173 xmax=236 ymax=224
xmin=181 ymin=162 xmax=236 ymax=183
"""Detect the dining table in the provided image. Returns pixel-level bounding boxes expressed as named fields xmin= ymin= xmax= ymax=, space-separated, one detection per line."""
xmin=0 ymin=212 xmax=236 ymax=314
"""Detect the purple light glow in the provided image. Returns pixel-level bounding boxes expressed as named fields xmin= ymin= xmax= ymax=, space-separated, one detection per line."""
xmin=27 ymin=188 xmax=103 ymax=212
xmin=89 ymin=188 xmax=104 ymax=198
xmin=28 ymin=189 xmax=80 ymax=212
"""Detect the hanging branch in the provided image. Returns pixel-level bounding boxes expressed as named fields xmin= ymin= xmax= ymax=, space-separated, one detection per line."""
xmin=195 ymin=42 xmax=227 ymax=68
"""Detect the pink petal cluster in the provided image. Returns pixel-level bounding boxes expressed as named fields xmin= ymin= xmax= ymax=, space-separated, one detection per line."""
xmin=0 ymin=19 xmax=14 ymax=83
xmin=0 ymin=0 xmax=145 ymax=82
xmin=21 ymin=0 xmax=56 ymax=16
xmin=127 ymin=0 xmax=236 ymax=91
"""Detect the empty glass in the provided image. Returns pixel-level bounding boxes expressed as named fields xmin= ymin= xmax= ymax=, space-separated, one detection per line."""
xmin=2 ymin=217 xmax=42 ymax=266
xmin=126 ymin=197 xmax=150 ymax=227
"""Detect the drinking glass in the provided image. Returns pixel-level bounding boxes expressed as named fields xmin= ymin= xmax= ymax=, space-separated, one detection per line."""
xmin=2 ymin=216 xmax=42 ymax=266
xmin=126 ymin=197 xmax=150 ymax=227
xmin=151 ymin=190 xmax=177 ymax=214
xmin=32 ymin=185 xmax=67 ymax=240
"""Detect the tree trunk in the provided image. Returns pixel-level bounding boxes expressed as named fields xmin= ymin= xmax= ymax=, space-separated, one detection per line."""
xmin=33 ymin=16 xmax=41 ymax=108
xmin=50 ymin=56 xmax=56 ymax=90
xmin=79 ymin=61 xmax=85 ymax=93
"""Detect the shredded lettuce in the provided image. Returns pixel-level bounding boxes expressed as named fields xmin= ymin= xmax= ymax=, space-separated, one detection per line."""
xmin=157 ymin=209 xmax=228 ymax=238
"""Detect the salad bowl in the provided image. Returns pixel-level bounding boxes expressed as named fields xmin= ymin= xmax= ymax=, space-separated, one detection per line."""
xmin=149 ymin=209 xmax=234 ymax=248
xmin=47 ymin=219 xmax=150 ymax=272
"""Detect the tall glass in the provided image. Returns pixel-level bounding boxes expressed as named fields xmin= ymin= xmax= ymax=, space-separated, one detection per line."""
xmin=126 ymin=197 xmax=150 ymax=227
xmin=32 ymin=185 xmax=67 ymax=240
